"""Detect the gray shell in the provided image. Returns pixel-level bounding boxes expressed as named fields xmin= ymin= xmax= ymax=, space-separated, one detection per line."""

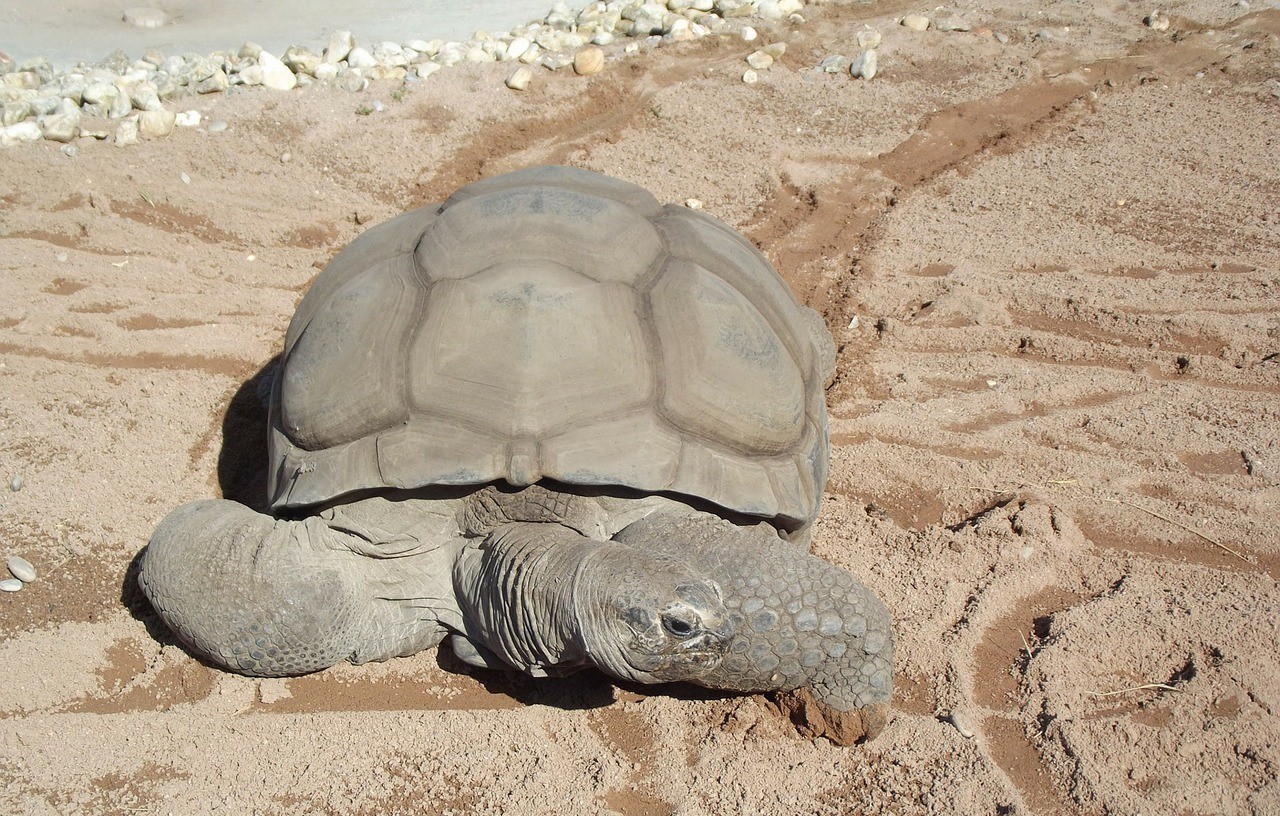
xmin=267 ymin=166 xmax=833 ymax=532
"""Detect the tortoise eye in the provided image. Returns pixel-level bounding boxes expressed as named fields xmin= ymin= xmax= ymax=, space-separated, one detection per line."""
xmin=663 ymin=615 xmax=696 ymax=638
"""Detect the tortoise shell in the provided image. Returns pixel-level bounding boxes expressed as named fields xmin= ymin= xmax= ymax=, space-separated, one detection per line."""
xmin=267 ymin=166 xmax=832 ymax=533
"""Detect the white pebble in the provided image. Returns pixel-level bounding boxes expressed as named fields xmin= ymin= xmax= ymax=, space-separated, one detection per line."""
xmin=0 ymin=578 xmax=21 ymax=592
xmin=1019 ymin=545 xmax=1035 ymax=560
xmin=901 ymin=14 xmax=931 ymax=31
xmin=208 ymin=119 xmax=228 ymax=133
xmin=742 ymin=68 xmax=759 ymax=84
xmin=180 ymin=172 xmax=191 ymax=184
xmin=847 ymin=315 xmax=859 ymax=329
xmin=175 ymin=110 xmax=201 ymax=127
xmin=505 ymin=65 xmax=533 ymax=90
xmin=851 ymin=49 xmax=877 ymax=80
xmin=740 ymin=26 xmax=758 ymax=42
xmin=7 ymin=555 xmax=35 ymax=583
xmin=9 ymin=475 xmax=22 ymax=492
xmin=684 ymin=198 xmax=703 ymax=209
xmin=122 ymin=7 xmax=166 ymax=28
xmin=949 ymin=712 xmax=975 ymax=738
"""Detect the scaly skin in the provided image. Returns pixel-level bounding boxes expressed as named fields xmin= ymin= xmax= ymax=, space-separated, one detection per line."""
xmin=139 ymin=500 xmax=451 ymax=676
xmin=614 ymin=513 xmax=894 ymax=711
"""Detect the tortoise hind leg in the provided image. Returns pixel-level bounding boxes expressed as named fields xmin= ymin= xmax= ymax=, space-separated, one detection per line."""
xmin=139 ymin=499 xmax=377 ymax=676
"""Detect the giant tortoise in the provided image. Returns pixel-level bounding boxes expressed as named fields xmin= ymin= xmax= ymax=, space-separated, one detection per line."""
xmin=138 ymin=166 xmax=893 ymax=740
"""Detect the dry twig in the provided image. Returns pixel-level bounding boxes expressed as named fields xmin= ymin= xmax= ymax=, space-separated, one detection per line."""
xmin=1086 ymin=682 xmax=1181 ymax=697
xmin=1101 ymin=496 xmax=1248 ymax=563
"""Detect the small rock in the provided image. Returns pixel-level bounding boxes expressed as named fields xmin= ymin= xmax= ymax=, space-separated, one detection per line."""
xmin=122 ymin=7 xmax=166 ymax=28
xmin=901 ymin=14 xmax=931 ymax=31
xmin=61 ymin=144 xmax=77 ymax=157
xmin=742 ymin=68 xmax=758 ymax=84
xmin=175 ymin=110 xmax=201 ymax=127
xmin=740 ymin=26 xmax=758 ymax=42
xmin=505 ymin=65 xmax=533 ymax=90
xmin=0 ymin=578 xmax=21 ymax=592
xmin=115 ymin=117 xmax=140 ymax=146
xmin=196 ymin=70 xmax=229 ymax=94
xmin=818 ymin=55 xmax=849 ymax=73
xmin=284 ymin=46 xmax=322 ymax=76
xmin=684 ymin=198 xmax=703 ymax=209
xmin=857 ymin=27 xmax=882 ymax=49
xmin=994 ymin=31 xmax=1010 ymax=44
xmin=9 ymin=475 xmax=22 ymax=492
xmin=139 ymin=108 xmax=176 ymax=138
xmin=0 ymin=122 xmax=41 ymax=147
xmin=208 ymin=119 xmax=228 ymax=133
xmin=325 ymin=31 xmax=355 ymax=64
xmin=851 ymin=49 xmax=877 ymax=80
xmin=7 ymin=555 xmax=35 ymax=583
xmin=345 ymin=47 xmax=377 ymax=71
xmin=506 ymin=36 xmax=532 ymax=60
xmin=258 ymin=51 xmax=298 ymax=90
xmin=573 ymin=46 xmax=605 ymax=76
xmin=949 ymin=712 xmax=975 ymax=738
xmin=746 ymin=50 xmax=774 ymax=70
xmin=41 ymin=110 xmax=81 ymax=142
xmin=1144 ymin=10 xmax=1171 ymax=31
xmin=936 ymin=17 xmax=972 ymax=32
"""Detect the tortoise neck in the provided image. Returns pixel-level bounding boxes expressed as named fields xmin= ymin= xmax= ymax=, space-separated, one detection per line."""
xmin=453 ymin=523 xmax=595 ymax=674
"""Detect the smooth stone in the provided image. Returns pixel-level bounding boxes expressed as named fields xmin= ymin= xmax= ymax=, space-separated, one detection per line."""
xmin=857 ymin=27 xmax=882 ymax=49
xmin=9 ymin=475 xmax=23 ymax=491
xmin=573 ymin=46 xmax=605 ymax=76
xmin=346 ymin=47 xmax=378 ymax=71
xmin=746 ymin=50 xmax=773 ymax=70
xmin=122 ymin=7 xmax=166 ymax=28
xmin=61 ymin=144 xmax=77 ymax=157
xmin=313 ymin=62 xmax=339 ymax=81
xmin=936 ymin=17 xmax=972 ymax=32
xmin=175 ymin=110 xmax=201 ymax=127
xmin=207 ymin=119 xmax=228 ymax=132
xmin=742 ymin=68 xmax=758 ymax=84
xmin=740 ymin=25 xmax=758 ymax=42
xmin=505 ymin=65 xmax=533 ymax=90
xmin=901 ymin=13 xmax=931 ymax=31
xmin=851 ymin=48 xmax=877 ymax=80
xmin=257 ymin=51 xmax=297 ymax=90
xmin=1145 ymin=11 xmax=1171 ymax=31
xmin=139 ymin=108 xmax=176 ymax=138
xmin=372 ymin=41 xmax=408 ymax=68
xmin=7 ymin=555 xmax=35 ymax=583
xmin=41 ymin=111 xmax=80 ymax=142
xmin=761 ymin=42 xmax=786 ymax=59
xmin=0 ymin=578 xmax=21 ymax=592
xmin=464 ymin=47 xmax=491 ymax=62
xmin=506 ymin=36 xmax=532 ymax=60
xmin=0 ymin=121 xmax=40 ymax=146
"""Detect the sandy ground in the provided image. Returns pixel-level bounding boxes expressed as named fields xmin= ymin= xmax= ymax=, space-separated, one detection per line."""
xmin=2 ymin=1 xmax=1279 ymax=814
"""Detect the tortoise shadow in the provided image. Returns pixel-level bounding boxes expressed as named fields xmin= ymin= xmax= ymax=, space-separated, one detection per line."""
xmin=216 ymin=355 xmax=280 ymax=513
xmin=435 ymin=646 xmax=739 ymax=712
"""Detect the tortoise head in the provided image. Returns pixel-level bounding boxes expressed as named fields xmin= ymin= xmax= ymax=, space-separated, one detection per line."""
xmin=573 ymin=548 xmax=737 ymax=684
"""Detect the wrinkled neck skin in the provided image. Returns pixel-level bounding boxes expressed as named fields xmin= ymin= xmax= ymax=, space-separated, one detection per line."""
xmin=452 ymin=523 xmax=595 ymax=675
